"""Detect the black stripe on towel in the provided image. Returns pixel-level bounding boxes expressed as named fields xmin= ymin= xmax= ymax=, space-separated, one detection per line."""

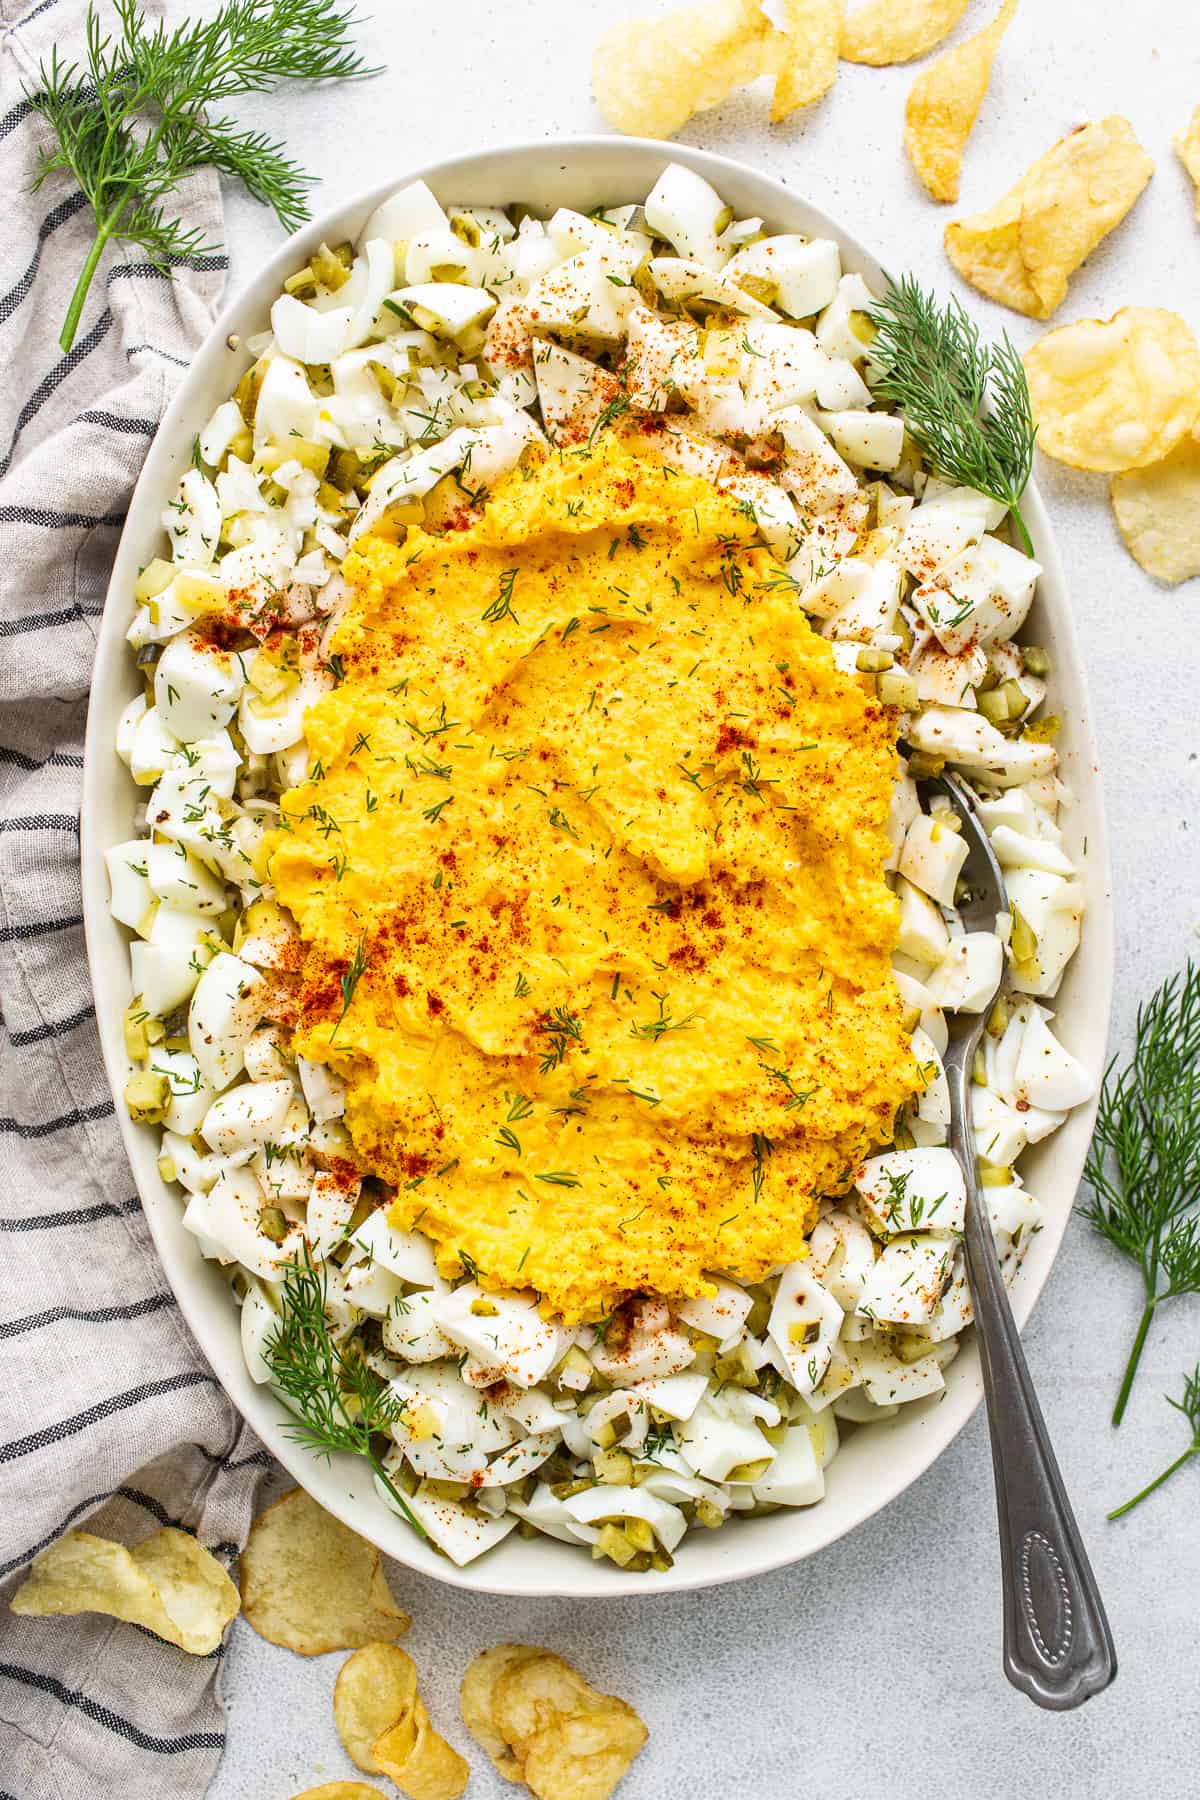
xmin=0 ymin=1371 xmax=220 ymax=1463
xmin=0 ymin=1666 xmax=223 ymax=1754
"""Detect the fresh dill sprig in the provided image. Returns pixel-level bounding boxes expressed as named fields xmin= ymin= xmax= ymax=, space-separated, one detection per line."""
xmin=1108 ymin=1365 xmax=1200 ymax=1520
xmin=750 ymin=1132 xmax=772 ymax=1203
xmin=28 ymin=0 xmax=378 ymax=353
xmin=867 ymin=274 xmax=1037 ymax=557
xmin=536 ymin=1006 xmax=584 ymax=1072
xmin=629 ymin=993 xmax=700 ymax=1043
xmin=330 ymin=929 xmax=369 ymax=1042
xmin=264 ymin=1246 xmax=425 ymax=1538
xmin=1082 ymin=962 xmax=1200 ymax=1425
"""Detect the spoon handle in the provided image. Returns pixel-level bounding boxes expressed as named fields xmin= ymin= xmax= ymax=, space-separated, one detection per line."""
xmin=949 ymin=1053 xmax=1117 ymax=1710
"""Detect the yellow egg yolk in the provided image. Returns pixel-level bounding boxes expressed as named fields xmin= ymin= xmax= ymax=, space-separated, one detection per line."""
xmin=266 ymin=429 xmax=920 ymax=1320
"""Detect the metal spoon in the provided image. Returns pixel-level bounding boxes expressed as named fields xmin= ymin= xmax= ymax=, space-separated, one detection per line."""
xmin=934 ymin=772 xmax=1117 ymax=1709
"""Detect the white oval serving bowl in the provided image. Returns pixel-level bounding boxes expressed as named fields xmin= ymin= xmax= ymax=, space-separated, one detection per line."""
xmin=81 ymin=136 xmax=1114 ymax=1597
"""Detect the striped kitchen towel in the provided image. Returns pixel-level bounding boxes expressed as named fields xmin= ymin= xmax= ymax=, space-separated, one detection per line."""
xmin=0 ymin=3 xmax=271 ymax=1795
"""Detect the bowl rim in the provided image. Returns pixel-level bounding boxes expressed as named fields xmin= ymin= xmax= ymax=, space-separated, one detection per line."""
xmin=80 ymin=133 xmax=1115 ymax=1597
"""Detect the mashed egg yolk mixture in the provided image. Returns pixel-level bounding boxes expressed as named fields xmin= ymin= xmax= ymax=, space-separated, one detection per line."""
xmin=267 ymin=430 xmax=920 ymax=1320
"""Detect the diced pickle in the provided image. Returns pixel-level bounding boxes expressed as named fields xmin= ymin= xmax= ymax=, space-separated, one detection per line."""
xmin=550 ymin=1477 xmax=594 ymax=1500
xmin=330 ymin=447 xmax=393 ymax=493
xmin=259 ymin=1206 xmax=290 ymax=1243
xmin=856 ymin=647 xmax=894 ymax=673
xmin=124 ymin=1069 xmax=171 ymax=1124
xmin=257 ymin=438 xmax=330 ymax=479
xmin=233 ymin=358 xmax=268 ymax=427
xmin=134 ymin=558 xmax=176 ymax=604
xmin=593 ymin=1448 xmax=635 ymax=1485
xmin=304 ymin=362 xmax=336 ymax=397
xmin=878 ymin=670 xmax=919 ymax=710
xmin=726 ymin=1456 xmax=773 ymax=1484
xmin=283 ymin=264 xmax=319 ymax=299
xmin=695 ymin=1496 xmax=725 ymax=1529
xmin=736 ymin=273 xmax=776 ymax=306
xmin=1023 ymin=713 xmax=1061 ymax=743
xmin=226 ymin=425 xmax=253 ymax=465
xmin=369 ymin=360 xmax=403 ymax=404
xmin=1022 ymin=645 xmax=1051 ymax=677
xmin=558 ymin=1345 xmax=594 ymax=1387
xmin=979 ymin=682 xmax=1025 ymax=726
xmin=713 ymin=1342 xmax=759 ymax=1388
xmin=633 ymin=261 xmax=659 ymax=310
xmin=907 ymin=750 xmax=946 ymax=779
xmin=979 ymin=1163 xmax=1013 ymax=1187
xmin=1010 ymin=905 xmax=1038 ymax=965
xmin=311 ymin=241 xmax=353 ymax=291
xmin=248 ymin=652 xmax=298 ymax=705
xmin=123 ymin=999 xmax=163 ymax=1060
xmin=592 ymin=1522 xmax=638 ymax=1568
xmin=745 ymin=1289 xmax=772 ymax=1337
xmin=424 ymin=1478 xmax=471 ymax=1502
xmin=449 ymin=211 xmax=482 ymax=248
xmin=621 ymin=1517 xmax=655 ymax=1553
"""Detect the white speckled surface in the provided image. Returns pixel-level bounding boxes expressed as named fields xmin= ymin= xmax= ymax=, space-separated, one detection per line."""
xmin=207 ymin=1 xmax=1200 ymax=1793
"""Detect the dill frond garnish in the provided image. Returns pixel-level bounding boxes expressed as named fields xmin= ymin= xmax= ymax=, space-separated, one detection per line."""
xmin=264 ymin=1246 xmax=425 ymax=1538
xmin=867 ymin=274 xmax=1037 ymax=556
xmin=1083 ymin=962 xmax=1200 ymax=1425
xmin=28 ymin=0 xmax=378 ymax=353
xmin=629 ymin=993 xmax=700 ymax=1042
xmin=1108 ymin=1365 xmax=1200 ymax=1520
xmin=330 ymin=929 xmax=369 ymax=1042
xmin=536 ymin=1006 xmax=584 ymax=1072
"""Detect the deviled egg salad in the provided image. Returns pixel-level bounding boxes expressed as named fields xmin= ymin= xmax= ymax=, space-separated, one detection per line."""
xmin=109 ymin=164 xmax=1095 ymax=1570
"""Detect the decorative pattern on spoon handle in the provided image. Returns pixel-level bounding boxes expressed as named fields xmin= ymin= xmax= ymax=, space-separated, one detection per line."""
xmin=948 ymin=1048 xmax=1117 ymax=1710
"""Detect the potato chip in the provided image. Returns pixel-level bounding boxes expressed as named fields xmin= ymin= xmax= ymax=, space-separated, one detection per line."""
xmin=460 ymin=1642 xmax=543 ymax=1779
xmin=770 ymin=0 xmax=844 ymax=119
xmin=592 ymin=0 xmax=774 ymax=140
xmin=240 ymin=1489 xmax=410 ymax=1655
xmin=460 ymin=1643 xmax=647 ymax=1796
xmin=1111 ymin=430 xmax=1200 ymax=584
xmin=841 ymin=0 xmax=970 ymax=66
xmin=1023 ymin=309 xmax=1200 ymax=473
xmin=335 ymin=1642 xmax=419 ymax=1773
xmin=522 ymin=1708 xmax=650 ymax=1800
xmin=290 ymin=1787 xmax=389 ymax=1800
xmin=945 ymin=117 xmax=1154 ymax=319
xmin=373 ymin=1695 xmax=470 ymax=1800
xmin=492 ymin=1653 xmax=609 ymax=1763
xmin=903 ymin=0 xmax=1016 ymax=203
xmin=9 ymin=1527 xmax=238 ymax=1656
xmin=1176 ymin=106 xmax=1200 ymax=220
